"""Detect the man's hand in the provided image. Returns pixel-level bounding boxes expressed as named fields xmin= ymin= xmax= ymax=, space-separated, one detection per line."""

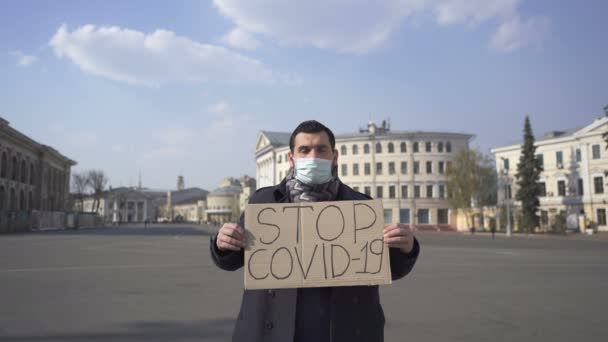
xmin=383 ymin=223 xmax=416 ymax=254
xmin=216 ymin=223 xmax=247 ymax=252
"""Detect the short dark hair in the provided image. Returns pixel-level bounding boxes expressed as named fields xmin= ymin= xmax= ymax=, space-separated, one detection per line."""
xmin=289 ymin=120 xmax=336 ymax=152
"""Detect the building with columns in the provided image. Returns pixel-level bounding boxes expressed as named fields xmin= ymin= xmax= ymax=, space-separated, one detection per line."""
xmin=491 ymin=115 xmax=608 ymax=232
xmin=0 ymin=117 xmax=76 ymax=232
xmin=255 ymin=121 xmax=473 ymax=229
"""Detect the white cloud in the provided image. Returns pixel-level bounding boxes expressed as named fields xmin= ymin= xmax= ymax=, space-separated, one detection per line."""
xmin=222 ymin=27 xmax=260 ymax=50
xmin=212 ymin=0 xmax=545 ymax=54
xmin=208 ymin=101 xmax=232 ymax=114
xmin=490 ymin=16 xmax=550 ymax=52
xmin=48 ymin=23 xmax=281 ymax=87
xmin=9 ymin=50 xmax=38 ymax=67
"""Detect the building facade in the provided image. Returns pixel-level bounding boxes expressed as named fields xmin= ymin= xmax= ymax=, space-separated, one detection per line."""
xmin=255 ymin=121 xmax=473 ymax=228
xmin=491 ymin=116 xmax=608 ymax=232
xmin=205 ymin=176 xmax=256 ymax=224
xmin=0 ymin=117 xmax=76 ymax=232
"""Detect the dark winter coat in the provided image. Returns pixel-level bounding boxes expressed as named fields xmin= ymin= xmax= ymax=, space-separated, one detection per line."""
xmin=210 ymin=179 xmax=420 ymax=342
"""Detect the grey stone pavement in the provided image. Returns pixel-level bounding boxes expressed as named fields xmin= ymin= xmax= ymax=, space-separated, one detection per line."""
xmin=0 ymin=224 xmax=607 ymax=342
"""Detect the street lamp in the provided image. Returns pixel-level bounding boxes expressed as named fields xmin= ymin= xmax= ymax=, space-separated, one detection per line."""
xmin=500 ymin=157 xmax=512 ymax=237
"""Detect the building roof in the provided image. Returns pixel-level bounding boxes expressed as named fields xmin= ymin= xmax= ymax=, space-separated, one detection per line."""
xmin=261 ymin=131 xmax=291 ymax=147
xmin=170 ymin=187 xmax=209 ymax=205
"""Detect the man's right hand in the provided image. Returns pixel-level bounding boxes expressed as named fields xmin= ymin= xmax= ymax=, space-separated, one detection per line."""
xmin=216 ymin=223 xmax=247 ymax=252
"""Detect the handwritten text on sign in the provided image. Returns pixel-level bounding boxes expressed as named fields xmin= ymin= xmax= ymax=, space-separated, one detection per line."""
xmin=244 ymin=200 xmax=391 ymax=289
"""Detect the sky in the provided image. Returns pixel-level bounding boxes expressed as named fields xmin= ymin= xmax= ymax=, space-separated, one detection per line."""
xmin=1 ymin=0 xmax=607 ymax=191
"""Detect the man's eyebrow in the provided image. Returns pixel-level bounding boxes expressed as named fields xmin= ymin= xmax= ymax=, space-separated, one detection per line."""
xmin=297 ymin=144 xmax=330 ymax=149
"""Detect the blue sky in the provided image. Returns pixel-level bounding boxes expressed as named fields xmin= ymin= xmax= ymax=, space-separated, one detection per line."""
xmin=1 ymin=0 xmax=607 ymax=191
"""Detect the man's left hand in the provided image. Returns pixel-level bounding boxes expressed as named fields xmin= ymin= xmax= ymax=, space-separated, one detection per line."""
xmin=383 ymin=223 xmax=416 ymax=254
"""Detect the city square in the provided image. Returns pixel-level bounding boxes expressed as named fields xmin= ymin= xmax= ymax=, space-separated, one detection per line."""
xmin=1 ymin=225 xmax=606 ymax=341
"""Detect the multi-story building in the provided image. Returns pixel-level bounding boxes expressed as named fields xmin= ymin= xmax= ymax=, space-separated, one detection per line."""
xmin=0 ymin=117 xmax=76 ymax=232
xmin=255 ymin=121 xmax=473 ymax=228
xmin=205 ymin=175 xmax=256 ymax=224
xmin=491 ymin=116 xmax=608 ymax=232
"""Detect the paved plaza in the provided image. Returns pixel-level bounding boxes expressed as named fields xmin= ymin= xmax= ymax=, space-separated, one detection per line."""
xmin=0 ymin=225 xmax=607 ymax=341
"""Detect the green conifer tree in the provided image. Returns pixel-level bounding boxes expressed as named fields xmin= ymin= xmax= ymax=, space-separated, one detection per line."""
xmin=515 ymin=116 xmax=542 ymax=233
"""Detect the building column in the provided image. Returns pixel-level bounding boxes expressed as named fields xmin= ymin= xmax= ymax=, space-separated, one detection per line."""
xmin=143 ymin=200 xmax=148 ymax=222
xmin=134 ymin=201 xmax=139 ymax=222
xmin=113 ymin=199 xmax=118 ymax=223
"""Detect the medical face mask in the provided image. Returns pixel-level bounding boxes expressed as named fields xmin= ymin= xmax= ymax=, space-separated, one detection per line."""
xmin=294 ymin=158 xmax=333 ymax=185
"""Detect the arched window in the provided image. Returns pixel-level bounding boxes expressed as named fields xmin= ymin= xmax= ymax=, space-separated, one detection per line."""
xmin=364 ymin=144 xmax=370 ymax=154
xmin=20 ymin=160 xmax=26 ymax=183
xmin=12 ymin=156 xmax=18 ymax=181
xmin=10 ymin=188 xmax=16 ymax=211
xmin=28 ymin=191 xmax=33 ymax=211
xmin=438 ymin=142 xmax=444 ymax=153
xmin=0 ymin=186 xmax=5 ymax=211
xmin=30 ymin=163 xmax=35 ymax=185
xmin=376 ymin=143 xmax=382 ymax=153
xmin=341 ymin=145 xmax=347 ymax=156
xmin=388 ymin=142 xmax=394 ymax=153
xmin=278 ymin=155 xmax=282 ymax=163
xmin=19 ymin=189 xmax=25 ymax=211
xmin=352 ymin=145 xmax=358 ymax=155
xmin=400 ymin=142 xmax=407 ymax=153
xmin=1 ymin=152 xmax=6 ymax=178
xmin=446 ymin=141 xmax=452 ymax=153
xmin=425 ymin=142 xmax=432 ymax=152
xmin=413 ymin=142 xmax=419 ymax=153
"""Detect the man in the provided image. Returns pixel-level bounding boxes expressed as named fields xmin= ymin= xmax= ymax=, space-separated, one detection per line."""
xmin=210 ymin=120 xmax=420 ymax=342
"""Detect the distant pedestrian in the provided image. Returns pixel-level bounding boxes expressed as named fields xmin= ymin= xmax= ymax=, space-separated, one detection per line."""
xmin=491 ymin=224 xmax=496 ymax=238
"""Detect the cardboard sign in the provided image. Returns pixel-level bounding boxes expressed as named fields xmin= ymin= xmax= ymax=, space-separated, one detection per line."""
xmin=244 ymin=199 xmax=391 ymax=289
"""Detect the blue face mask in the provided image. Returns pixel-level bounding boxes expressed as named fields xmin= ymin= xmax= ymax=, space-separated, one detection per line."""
xmin=294 ymin=158 xmax=333 ymax=185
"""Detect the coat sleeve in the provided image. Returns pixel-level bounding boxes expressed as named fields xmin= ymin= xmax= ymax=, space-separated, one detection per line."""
xmin=209 ymin=213 xmax=245 ymax=271
xmin=388 ymin=237 xmax=420 ymax=281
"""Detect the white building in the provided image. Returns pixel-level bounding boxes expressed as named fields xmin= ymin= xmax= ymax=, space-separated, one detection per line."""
xmin=491 ymin=116 xmax=608 ymax=232
xmin=255 ymin=121 xmax=473 ymax=228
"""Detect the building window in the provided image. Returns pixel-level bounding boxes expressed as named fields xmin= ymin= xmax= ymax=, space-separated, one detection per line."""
xmin=384 ymin=209 xmax=393 ymax=224
xmin=446 ymin=142 xmax=452 ymax=153
xmin=577 ymin=178 xmax=583 ymax=196
xmin=20 ymin=160 xmax=26 ymax=183
xmin=364 ymin=186 xmax=371 ymax=196
xmin=556 ymin=151 xmax=563 ymax=167
xmin=401 ymin=161 xmax=407 ymax=174
xmin=598 ymin=209 xmax=607 ymax=226
xmin=352 ymin=144 xmax=358 ymax=155
xmin=12 ymin=156 xmax=18 ymax=181
xmin=341 ymin=164 xmax=348 ymax=177
xmin=576 ymin=148 xmax=581 ymax=162
xmin=29 ymin=163 xmax=35 ymax=185
xmin=400 ymin=209 xmax=410 ymax=224
xmin=364 ymin=163 xmax=371 ymax=175
xmin=414 ymin=185 xmax=421 ymax=198
xmin=400 ymin=142 xmax=407 ymax=153
xmin=417 ymin=209 xmax=429 ymax=224
xmin=413 ymin=142 xmax=419 ymax=153
xmin=506 ymin=184 xmax=512 ymax=199
xmin=376 ymin=143 xmax=382 ymax=153
xmin=19 ymin=189 xmax=25 ymax=211
xmin=438 ymin=161 xmax=445 ymax=174
xmin=364 ymin=144 xmax=370 ymax=154
xmin=0 ymin=152 xmax=6 ymax=178
xmin=388 ymin=162 xmax=395 ymax=175
xmin=376 ymin=186 xmax=383 ymax=198
xmin=536 ymin=154 xmax=544 ymax=168
xmin=557 ymin=180 xmax=566 ymax=197
xmin=538 ymin=182 xmax=546 ymax=197
xmin=426 ymin=161 xmax=432 ymax=174
xmin=353 ymin=186 xmax=359 ymax=192
xmin=353 ymin=163 xmax=359 ymax=176
xmin=437 ymin=209 xmax=449 ymax=224
xmin=388 ymin=142 xmax=394 ymax=153
xmin=503 ymin=158 xmax=510 ymax=171
xmin=413 ymin=161 xmax=420 ymax=174
xmin=594 ymin=176 xmax=604 ymax=194
xmin=425 ymin=142 xmax=431 ymax=152
xmin=389 ymin=185 xmax=395 ymax=198
xmin=401 ymin=185 xmax=408 ymax=198
xmin=426 ymin=185 xmax=433 ymax=198
xmin=376 ymin=162 xmax=383 ymax=175
xmin=438 ymin=142 xmax=444 ymax=152
xmin=439 ymin=184 xmax=445 ymax=198
xmin=0 ymin=186 xmax=4 ymax=210
xmin=592 ymin=144 xmax=601 ymax=159
xmin=341 ymin=145 xmax=347 ymax=156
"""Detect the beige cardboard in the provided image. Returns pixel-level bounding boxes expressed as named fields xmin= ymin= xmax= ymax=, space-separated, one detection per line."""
xmin=244 ymin=200 xmax=392 ymax=289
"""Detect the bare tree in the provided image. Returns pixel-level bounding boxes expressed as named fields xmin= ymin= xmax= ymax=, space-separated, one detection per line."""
xmin=71 ymin=172 xmax=90 ymax=212
xmin=446 ymin=148 xmax=485 ymax=230
xmin=88 ymin=170 xmax=109 ymax=213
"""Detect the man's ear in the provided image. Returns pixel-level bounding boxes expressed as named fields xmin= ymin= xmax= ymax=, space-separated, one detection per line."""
xmin=333 ymin=148 xmax=339 ymax=166
xmin=288 ymin=151 xmax=295 ymax=168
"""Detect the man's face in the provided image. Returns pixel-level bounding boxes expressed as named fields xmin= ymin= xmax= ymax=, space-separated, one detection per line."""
xmin=288 ymin=131 xmax=338 ymax=168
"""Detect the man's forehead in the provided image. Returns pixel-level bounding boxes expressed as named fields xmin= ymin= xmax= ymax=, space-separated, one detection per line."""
xmin=293 ymin=132 xmax=330 ymax=146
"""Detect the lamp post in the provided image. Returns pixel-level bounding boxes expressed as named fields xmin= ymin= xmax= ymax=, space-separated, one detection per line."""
xmin=500 ymin=157 xmax=512 ymax=237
